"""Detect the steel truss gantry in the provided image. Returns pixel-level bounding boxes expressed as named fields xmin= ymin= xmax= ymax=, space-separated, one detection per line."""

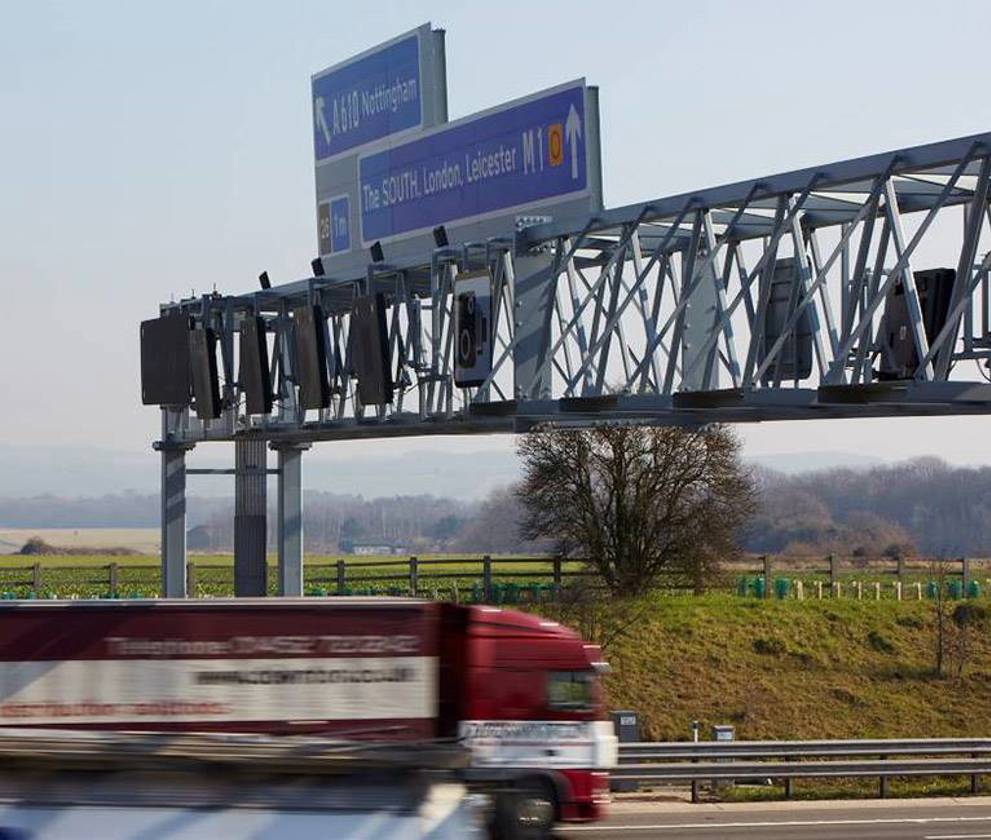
xmin=154 ymin=131 xmax=991 ymax=595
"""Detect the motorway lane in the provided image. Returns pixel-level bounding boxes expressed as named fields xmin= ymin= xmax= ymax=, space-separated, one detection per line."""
xmin=558 ymin=797 xmax=991 ymax=839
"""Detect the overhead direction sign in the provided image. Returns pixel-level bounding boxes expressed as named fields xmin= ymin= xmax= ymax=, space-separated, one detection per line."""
xmin=312 ymin=24 xmax=448 ymax=268
xmin=358 ymin=81 xmax=595 ymax=246
xmin=312 ymin=31 xmax=423 ymax=161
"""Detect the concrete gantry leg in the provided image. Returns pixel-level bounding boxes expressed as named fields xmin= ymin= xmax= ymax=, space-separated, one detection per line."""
xmin=234 ymin=439 xmax=268 ymax=597
xmin=274 ymin=443 xmax=310 ymax=597
xmin=158 ymin=441 xmax=193 ymax=598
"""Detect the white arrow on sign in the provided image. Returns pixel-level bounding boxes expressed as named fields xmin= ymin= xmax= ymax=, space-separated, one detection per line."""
xmin=315 ymin=96 xmax=332 ymax=146
xmin=565 ymin=103 xmax=582 ymax=180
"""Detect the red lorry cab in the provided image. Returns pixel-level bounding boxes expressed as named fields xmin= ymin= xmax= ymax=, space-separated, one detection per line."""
xmin=0 ymin=598 xmax=616 ymax=824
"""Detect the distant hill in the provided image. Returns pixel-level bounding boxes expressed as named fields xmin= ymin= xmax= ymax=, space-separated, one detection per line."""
xmin=0 ymin=443 xmax=519 ymax=499
xmin=0 ymin=442 xmax=894 ymax=498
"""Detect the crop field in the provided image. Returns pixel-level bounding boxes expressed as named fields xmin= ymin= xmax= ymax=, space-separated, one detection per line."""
xmin=0 ymin=554 xmax=589 ymax=600
xmin=1 ymin=552 xmax=989 ymax=602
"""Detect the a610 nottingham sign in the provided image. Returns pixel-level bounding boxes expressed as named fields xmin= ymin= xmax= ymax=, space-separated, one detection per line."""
xmin=358 ymin=80 xmax=591 ymax=245
xmin=312 ymin=31 xmax=423 ymax=161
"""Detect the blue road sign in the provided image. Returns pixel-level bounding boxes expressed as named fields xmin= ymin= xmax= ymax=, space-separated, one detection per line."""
xmin=312 ymin=32 xmax=422 ymax=161
xmin=317 ymin=195 xmax=352 ymax=255
xmin=330 ymin=195 xmax=351 ymax=253
xmin=358 ymin=82 xmax=589 ymax=245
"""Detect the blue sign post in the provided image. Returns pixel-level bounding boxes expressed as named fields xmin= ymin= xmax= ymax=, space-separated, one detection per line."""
xmin=358 ymin=82 xmax=590 ymax=245
xmin=312 ymin=32 xmax=423 ymax=162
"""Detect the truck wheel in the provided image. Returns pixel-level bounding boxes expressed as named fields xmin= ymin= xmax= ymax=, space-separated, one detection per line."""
xmin=491 ymin=782 xmax=556 ymax=840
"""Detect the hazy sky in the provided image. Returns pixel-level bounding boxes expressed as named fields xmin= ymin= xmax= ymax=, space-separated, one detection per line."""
xmin=4 ymin=0 xmax=991 ymax=485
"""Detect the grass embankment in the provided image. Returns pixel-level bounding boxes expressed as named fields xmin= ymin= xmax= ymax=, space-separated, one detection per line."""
xmin=602 ymin=595 xmax=991 ymax=742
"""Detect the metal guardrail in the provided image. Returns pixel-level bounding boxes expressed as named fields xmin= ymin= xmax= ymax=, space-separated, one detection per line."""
xmin=616 ymin=739 xmax=991 ymax=801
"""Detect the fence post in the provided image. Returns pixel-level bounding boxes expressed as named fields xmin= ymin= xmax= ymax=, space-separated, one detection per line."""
xmin=762 ymin=555 xmax=772 ymax=599
xmin=32 ymin=563 xmax=42 ymax=596
xmin=895 ymin=581 xmax=902 ymax=602
xmin=483 ymin=555 xmax=493 ymax=602
xmin=816 ymin=581 xmax=823 ymax=600
xmin=186 ymin=561 xmax=196 ymax=596
xmin=855 ymin=581 xmax=863 ymax=600
xmin=795 ymin=580 xmax=804 ymax=601
xmin=553 ymin=556 xmax=563 ymax=586
xmin=409 ymin=556 xmax=418 ymax=596
xmin=336 ymin=560 xmax=346 ymax=595
xmin=108 ymin=563 xmax=119 ymax=597
xmin=916 ymin=581 xmax=923 ymax=600
xmin=829 ymin=554 xmax=838 ymax=590
xmin=874 ymin=582 xmax=881 ymax=601
xmin=962 ymin=557 xmax=971 ymax=594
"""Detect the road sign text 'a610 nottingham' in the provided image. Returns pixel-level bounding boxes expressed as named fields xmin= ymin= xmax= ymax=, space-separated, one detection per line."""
xmin=358 ymin=80 xmax=599 ymax=246
xmin=312 ymin=30 xmax=423 ymax=161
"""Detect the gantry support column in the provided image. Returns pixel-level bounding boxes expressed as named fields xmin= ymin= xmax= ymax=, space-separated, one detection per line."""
xmin=681 ymin=223 xmax=721 ymax=392
xmin=234 ymin=439 xmax=268 ymax=597
xmin=274 ymin=443 xmax=310 ymax=596
xmin=513 ymin=251 xmax=558 ymax=400
xmin=157 ymin=440 xmax=193 ymax=598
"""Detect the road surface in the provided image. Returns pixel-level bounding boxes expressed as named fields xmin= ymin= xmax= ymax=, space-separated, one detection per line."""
xmin=559 ymin=797 xmax=991 ymax=839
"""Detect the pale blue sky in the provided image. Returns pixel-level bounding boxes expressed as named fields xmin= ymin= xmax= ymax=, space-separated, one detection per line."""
xmin=3 ymin=0 xmax=991 ymax=488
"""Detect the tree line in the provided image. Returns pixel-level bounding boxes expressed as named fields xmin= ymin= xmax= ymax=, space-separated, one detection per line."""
xmin=750 ymin=457 xmax=991 ymax=558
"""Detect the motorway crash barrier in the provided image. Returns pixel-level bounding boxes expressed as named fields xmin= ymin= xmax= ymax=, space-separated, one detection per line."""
xmin=616 ymin=738 xmax=991 ymax=802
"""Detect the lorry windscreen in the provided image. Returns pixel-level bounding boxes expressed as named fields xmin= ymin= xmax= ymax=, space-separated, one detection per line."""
xmin=547 ymin=670 xmax=596 ymax=712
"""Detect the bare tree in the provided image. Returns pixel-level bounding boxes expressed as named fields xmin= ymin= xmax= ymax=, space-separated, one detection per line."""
xmin=516 ymin=423 xmax=756 ymax=596
xmin=928 ymin=557 xmax=986 ymax=680
xmin=951 ymin=600 xmax=988 ymax=681
xmin=930 ymin=558 xmax=950 ymax=678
